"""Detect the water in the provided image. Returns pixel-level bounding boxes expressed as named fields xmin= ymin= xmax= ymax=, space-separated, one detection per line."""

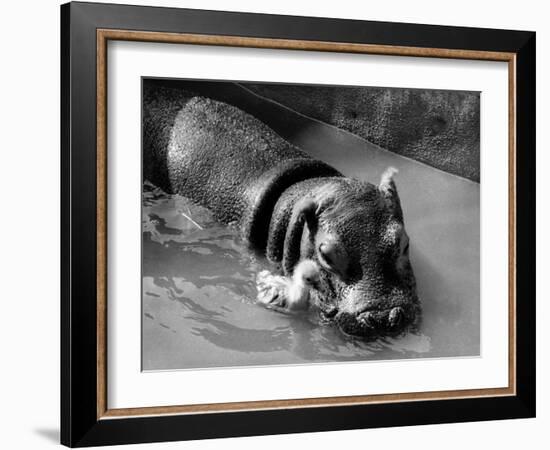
xmin=142 ymin=120 xmax=479 ymax=371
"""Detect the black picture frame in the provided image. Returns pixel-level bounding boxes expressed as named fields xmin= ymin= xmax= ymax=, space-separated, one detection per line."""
xmin=61 ymin=1 xmax=536 ymax=447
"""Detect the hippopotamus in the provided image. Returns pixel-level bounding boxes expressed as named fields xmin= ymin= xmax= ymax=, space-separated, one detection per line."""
xmin=143 ymin=84 xmax=421 ymax=339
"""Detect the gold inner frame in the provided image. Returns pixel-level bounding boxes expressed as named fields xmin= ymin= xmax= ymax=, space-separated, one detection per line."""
xmin=96 ymin=29 xmax=517 ymax=420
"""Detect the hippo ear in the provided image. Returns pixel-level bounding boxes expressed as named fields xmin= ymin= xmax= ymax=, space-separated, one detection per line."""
xmin=379 ymin=167 xmax=402 ymax=215
xmin=379 ymin=166 xmax=398 ymax=195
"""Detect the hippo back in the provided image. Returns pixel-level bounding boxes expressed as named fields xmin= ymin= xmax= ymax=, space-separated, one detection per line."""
xmin=143 ymin=86 xmax=340 ymax=251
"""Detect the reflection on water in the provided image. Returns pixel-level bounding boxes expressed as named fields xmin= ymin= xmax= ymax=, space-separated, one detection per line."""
xmin=142 ymin=124 xmax=479 ymax=371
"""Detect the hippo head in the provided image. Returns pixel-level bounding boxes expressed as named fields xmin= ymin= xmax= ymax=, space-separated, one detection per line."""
xmin=291 ymin=168 xmax=420 ymax=338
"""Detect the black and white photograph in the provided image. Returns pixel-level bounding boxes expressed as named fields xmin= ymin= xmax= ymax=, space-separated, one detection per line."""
xmin=141 ymin=78 xmax=480 ymax=371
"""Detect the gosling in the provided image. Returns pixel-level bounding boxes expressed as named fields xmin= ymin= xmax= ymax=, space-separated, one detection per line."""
xmin=256 ymin=259 xmax=320 ymax=312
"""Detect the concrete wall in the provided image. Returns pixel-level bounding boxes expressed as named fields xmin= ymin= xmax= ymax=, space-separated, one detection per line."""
xmin=246 ymin=84 xmax=480 ymax=182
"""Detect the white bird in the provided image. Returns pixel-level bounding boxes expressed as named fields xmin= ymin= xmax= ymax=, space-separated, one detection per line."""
xmin=256 ymin=260 xmax=320 ymax=312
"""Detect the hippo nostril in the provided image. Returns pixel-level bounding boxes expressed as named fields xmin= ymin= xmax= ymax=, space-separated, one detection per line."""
xmin=388 ymin=307 xmax=405 ymax=328
xmin=357 ymin=311 xmax=376 ymax=328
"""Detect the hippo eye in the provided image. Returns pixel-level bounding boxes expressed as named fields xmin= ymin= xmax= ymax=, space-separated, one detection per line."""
xmin=319 ymin=243 xmax=336 ymax=265
xmin=318 ymin=240 xmax=350 ymax=280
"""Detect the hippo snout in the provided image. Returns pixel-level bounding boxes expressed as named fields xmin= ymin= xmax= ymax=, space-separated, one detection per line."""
xmin=333 ymin=289 xmax=420 ymax=338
